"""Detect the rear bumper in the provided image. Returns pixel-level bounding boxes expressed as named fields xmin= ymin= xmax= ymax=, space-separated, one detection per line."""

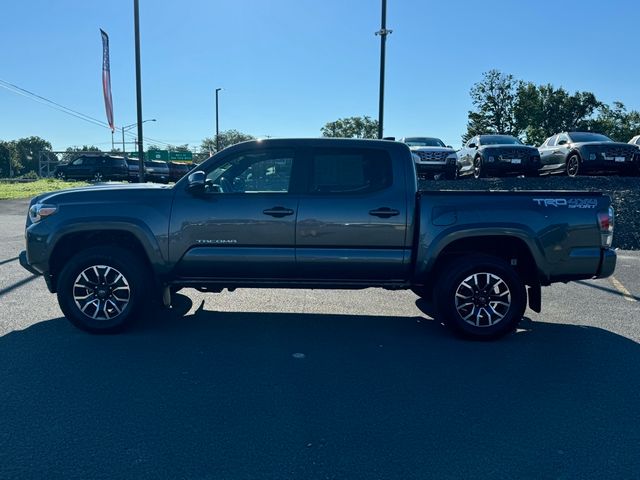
xmin=596 ymin=248 xmax=617 ymax=279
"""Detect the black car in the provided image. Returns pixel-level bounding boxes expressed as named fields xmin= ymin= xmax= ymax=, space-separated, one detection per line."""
xmin=168 ymin=161 xmax=192 ymax=182
xmin=538 ymin=132 xmax=640 ymax=177
xmin=457 ymin=135 xmax=541 ymax=178
xmin=126 ymin=159 xmax=170 ymax=183
xmin=54 ymin=154 xmax=128 ymax=182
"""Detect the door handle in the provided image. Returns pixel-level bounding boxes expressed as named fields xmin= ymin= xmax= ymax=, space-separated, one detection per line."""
xmin=263 ymin=207 xmax=295 ymax=218
xmin=369 ymin=207 xmax=400 ymax=218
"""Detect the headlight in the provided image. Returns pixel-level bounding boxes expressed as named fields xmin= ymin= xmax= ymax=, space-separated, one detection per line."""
xmin=29 ymin=203 xmax=57 ymax=223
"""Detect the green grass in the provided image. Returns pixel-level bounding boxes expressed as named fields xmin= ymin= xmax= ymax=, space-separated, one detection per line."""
xmin=0 ymin=179 xmax=90 ymax=200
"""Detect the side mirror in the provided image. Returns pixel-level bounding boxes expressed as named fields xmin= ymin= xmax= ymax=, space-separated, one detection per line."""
xmin=447 ymin=145 xmax=453 ymax=149
xmin=187 ymin=171 xmax=206 ymax=194
xmin=557 ymin=139 xmax=568 ymax=146
xmin=468 ymin=143 xmax=477 ymax=149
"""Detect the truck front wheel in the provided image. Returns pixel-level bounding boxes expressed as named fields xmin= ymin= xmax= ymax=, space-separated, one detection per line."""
xmin=434 ymin=255 xmax=526 ymax=339
xmin=57 ymin=246 xmax=150 ymax=333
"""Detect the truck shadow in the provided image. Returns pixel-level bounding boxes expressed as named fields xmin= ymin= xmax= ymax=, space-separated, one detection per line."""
xmin=0 ymin=297 xmax=638 ymax=479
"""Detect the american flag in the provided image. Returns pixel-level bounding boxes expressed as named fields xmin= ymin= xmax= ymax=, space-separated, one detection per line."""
xmin=100 ymin=29 xmax=115 ymax=131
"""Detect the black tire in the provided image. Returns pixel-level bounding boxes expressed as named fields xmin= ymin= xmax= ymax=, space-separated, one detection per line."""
xmin=92 ymin=171 xmax=104 ymax=183
xmin=566 ymin=154 xmax=581 ymax=177
xmin=434 ymin=255 xmax=527 ymax=340
xmin=55 ymin=171 xmax=66 ymax=180
xmin=473 ymin=156 xmax=485 ymax=179
xmin=57 ymin=246 xmax=151 ymax=333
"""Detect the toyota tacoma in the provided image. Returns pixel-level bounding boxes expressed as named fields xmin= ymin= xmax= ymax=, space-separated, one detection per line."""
xmin=20 ymin=138 xmax=616 ymax=339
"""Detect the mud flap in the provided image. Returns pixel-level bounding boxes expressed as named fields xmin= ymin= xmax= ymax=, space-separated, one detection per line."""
xmin=527 ymin=283 xmax=541 ymax=313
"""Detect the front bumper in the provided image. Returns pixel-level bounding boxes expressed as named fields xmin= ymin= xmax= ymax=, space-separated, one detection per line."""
xmin=485 ymin=158 xmax=539 ymax=174
xmin=582 ymin=157 xmax=639 ymax=173
xmin=19 ymin=250 xmax=41 ymax=276
xmin=415 ymin=160 xmax=457 ymax=175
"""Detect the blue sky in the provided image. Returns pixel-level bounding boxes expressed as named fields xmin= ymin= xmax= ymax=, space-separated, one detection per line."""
xmin=1 ymin=0 xmax=638 ymax=151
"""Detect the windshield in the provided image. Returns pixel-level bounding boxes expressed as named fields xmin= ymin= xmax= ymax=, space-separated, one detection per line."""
xmin=404 ymin=137 xmax=446 ymax=147
xmin=479 ymin=135 xmax=522 ymax=146
xmin=568 ymin=132 xmax=613 ymax=143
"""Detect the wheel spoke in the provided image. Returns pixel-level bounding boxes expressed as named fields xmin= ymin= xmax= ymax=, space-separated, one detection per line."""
xmin=455 ymin=271 xmax=512 ymax=328
xmin=73 ymin=265 xmax=130 ymax=322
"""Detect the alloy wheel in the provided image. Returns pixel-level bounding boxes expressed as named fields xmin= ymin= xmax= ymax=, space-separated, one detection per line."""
xmin=73 ymin=265 xmax=131 ymax=321
xmin=454 ymin=272 xmax=511 ymax=327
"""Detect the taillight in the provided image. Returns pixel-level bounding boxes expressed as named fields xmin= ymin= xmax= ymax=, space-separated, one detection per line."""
xmin=597 ymin=206 xmax=614 ymax=248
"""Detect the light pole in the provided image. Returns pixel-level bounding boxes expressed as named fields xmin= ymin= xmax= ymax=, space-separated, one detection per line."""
xmin=375 ymin=0 xmax=392 ymax=139
xmin=215 ymin=87 xmax=222 ymax=152
xmin=133 ymin=0 xmax=145 ymax=182
xmin=121 ymin=119 xmax=156 ymax=153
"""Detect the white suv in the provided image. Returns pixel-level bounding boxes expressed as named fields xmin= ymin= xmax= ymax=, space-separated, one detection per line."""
xmin=399 ymin=137 xmax=458 ymax=179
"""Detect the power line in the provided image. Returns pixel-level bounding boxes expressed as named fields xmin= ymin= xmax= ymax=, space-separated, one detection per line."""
xmin=0 ymin=77 xmax=177 ymax=148
xmin=0 ymin=78 xmax=112 ymax=129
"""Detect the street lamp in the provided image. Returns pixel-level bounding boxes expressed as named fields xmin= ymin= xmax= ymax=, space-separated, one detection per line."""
xmin=121 ymin=118 xmax=156 ymax=153
xmin=215 ymin=87 xmax=223 ymax=152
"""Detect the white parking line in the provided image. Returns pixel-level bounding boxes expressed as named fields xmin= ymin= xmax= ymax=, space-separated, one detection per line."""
xmin=610 ymin=277 xmax=636 ymax=302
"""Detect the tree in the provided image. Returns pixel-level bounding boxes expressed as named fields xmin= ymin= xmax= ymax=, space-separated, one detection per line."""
xmin=11 ymin=136 xmax=52 ymax=174
xmin=514 ymin=83 xmax=600 ymax=145
xmin=0 ymin=141 xmax=19 ymax=178
xmin=464 ymin=70 xmax=522 ymax=142
xmin=586 ymin=102 xmax=640 ymax=142
xmin=62 ymin=145 xmax=102 ymax=163
xmin=200 ymin=130 xmax=255 ymax=155
xmin=166 ymin=144 xmax=190 ymax=152
xmin=321 ymin=116 xmax=379 ymax=139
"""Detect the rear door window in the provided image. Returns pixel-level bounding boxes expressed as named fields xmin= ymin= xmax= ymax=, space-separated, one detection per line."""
xmin=309 ymin=148 xmax=392 ymax=194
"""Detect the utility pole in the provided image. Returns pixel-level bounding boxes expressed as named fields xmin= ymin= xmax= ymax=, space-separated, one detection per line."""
xmin=215 ymin=87 xmax=222 ymax=152
xmin=134 ymin=0 xmax=145 ymax=182
xmin=375 ymin=0 xmax=392 ymax=139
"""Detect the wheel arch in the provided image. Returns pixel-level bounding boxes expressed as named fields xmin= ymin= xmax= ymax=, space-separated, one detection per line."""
xmin=48 ymin=227 xmax=161 ymax=293
xmin=414 ymin=233 xmax=544 ymax=307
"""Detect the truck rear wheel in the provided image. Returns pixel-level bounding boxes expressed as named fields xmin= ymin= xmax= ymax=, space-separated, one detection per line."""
xmin=434 ymin=255 xmax=526 ymax=339
xmin=57 ymin=246 xmax=150 ymax=333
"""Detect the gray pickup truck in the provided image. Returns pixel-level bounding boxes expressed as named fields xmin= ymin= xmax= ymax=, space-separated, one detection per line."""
xmin=20 ymin=138 xmax=616 ymax=339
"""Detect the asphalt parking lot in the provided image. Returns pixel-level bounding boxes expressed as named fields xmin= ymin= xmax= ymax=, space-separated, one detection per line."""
xmin=1 ymin=199 xmax=638 ymax=479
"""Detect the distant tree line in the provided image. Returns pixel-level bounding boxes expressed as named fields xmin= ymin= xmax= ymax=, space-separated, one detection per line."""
xmin=465 ymin=69 xmax=640 ymax=145
xmin=0 ymin=137 xmax=52 ymax=177
xmin=3 ymin=76 xmax=638 ymax=177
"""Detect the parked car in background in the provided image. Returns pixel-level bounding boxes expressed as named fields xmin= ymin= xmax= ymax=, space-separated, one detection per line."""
xmin=126 ymin=159 xmax=170 ymax=183
xmin=628 ymin=135 xmax=640 ymax=147
xmin=538 ymin=132 xmax=639 ymax=177
xmin=168 ymin=161 xmax=192 ymax=183
xmin=145 ymin=160 xmax=170 ymax=183
xmin=54 ymin=154 xmax=128 ymax=182
xmin=457 ymin=135 xmax=541 ymax=178
xmin=398 ymin=137 xmax=458 ymax=179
